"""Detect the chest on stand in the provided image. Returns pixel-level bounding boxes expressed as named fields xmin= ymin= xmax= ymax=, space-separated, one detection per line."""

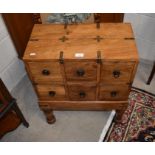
xmin=23 ymin=23 xmax=139 ymax=124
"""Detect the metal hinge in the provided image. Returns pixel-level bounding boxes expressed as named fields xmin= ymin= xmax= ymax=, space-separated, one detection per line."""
xmin=96 ymin=51 xmax=102 ymax=64
xmin=96 ymin=22 xmax=100 ymax=29
xmin=93 ymin=36 xmax=103 ymax=42
xmin=124 ymin=37 xmax=135 ymax=40
xmin=59 ymin=51 xmax=64 ymax=64
xmin=64 ymin=22 xmax=68 ymax=29
xmin=59 ymin=36 xmax=69 ymax=42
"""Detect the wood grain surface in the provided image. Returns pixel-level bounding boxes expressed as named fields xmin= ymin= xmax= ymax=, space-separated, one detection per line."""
xmin=99 ymin=84 xmax=130 ymax=101
xmin=36 ymin=84 xmax=66 ymax=100
xmin=23 ymin=23 xmax=138 ymax=61
xmin=23 ymin=23 xmax=139 ymax=123
xmin=27 ymin=61 xmax=63 ymax=83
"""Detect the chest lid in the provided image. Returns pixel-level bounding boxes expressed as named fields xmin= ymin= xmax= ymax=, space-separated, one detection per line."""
xmin=23 ymin=23 xmax=139 ymax=61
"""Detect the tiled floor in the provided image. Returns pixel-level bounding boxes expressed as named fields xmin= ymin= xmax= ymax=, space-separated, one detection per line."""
xmin=1 ymin=60 xmax=154 ymax=142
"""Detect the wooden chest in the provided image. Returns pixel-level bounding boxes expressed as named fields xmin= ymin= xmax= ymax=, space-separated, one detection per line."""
xmin=23 ymin=23 xmax=139 ymax=124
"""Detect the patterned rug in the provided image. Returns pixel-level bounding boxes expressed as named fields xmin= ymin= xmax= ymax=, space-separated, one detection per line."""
xmin=104 ymin=88 xmax=155 ymax=142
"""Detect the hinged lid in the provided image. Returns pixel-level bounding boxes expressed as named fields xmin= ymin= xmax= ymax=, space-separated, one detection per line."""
xmin=23 ymin=23 xmax=139 ymax=61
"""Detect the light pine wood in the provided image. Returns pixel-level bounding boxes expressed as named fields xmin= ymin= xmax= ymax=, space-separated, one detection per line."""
xmin=23 ymin=23 xmax=139 ymax=124
xmin=29 ymin=23 xmax=133 ymax=40
xmin=39 ymin=101 xmax=128 ymax=110
xmin=35 ymin=84 xmax=66 ymax=100
xmin=100 ymin=61 xmax=135 ymax=84
xmin=130 ymin=61 xmax=139 ymax=84
xmin=23 ymin=23 xmax=138 ymax=61
xmin=96 ymin=60 xmax=101 ymax=100
xmin=99 ymin=84 xmax=130 ymax=101
xmin=23 ymin=40 xmax=138 ymax=61
xmin=59 ymin=61 xmax=70 ymax=100
xmin=67 ymin=83 xmax=96 ymax=101
xmin=64 ymin=61 xmax=98 ymax=81
xmin=27 ymin=61 xmax=63 ymax=83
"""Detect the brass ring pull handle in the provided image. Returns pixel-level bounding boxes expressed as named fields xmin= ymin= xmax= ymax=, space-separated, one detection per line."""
xmin=111 ymin=91 xmax=117 ymax=97
xmin=49 ymin=91 xmax=56 ymax=97
xmin=113 ymin=70 xmax=120 ymax=78
xmin=77 ymin=69 xmax=85 ymax=76
xmin=42 ymin=69 xmax=50 ymax=75
xmin=79 ymin=92 xmax=86 ymax=98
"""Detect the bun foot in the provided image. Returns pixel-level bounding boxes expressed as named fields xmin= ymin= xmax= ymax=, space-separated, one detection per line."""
xmin=42 ymin=109 xmax=56 ymax=124
xmin=47 ymin=114 xmax=56 ymax=124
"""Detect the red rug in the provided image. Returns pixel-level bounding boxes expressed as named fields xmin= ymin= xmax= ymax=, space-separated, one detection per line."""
xmin=104 ymin=88 xmax=155 ymax=142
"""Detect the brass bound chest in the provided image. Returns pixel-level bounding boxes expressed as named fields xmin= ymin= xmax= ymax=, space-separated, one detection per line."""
xmin=23 ymin=23 xmax=139 ymax=124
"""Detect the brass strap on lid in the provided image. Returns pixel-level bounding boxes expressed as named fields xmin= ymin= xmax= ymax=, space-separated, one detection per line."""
xmin=59 ymin=51 xmax=64 ymax=64
xmin=64 ymin=22 xmax=68 ymax=29
xmin=96 ymin=50 xmax=101 ymax=64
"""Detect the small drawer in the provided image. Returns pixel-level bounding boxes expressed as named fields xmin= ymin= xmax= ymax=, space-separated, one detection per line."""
xmin=68 ymin=84 xmax=96 ymax=101
xmin=101 ymin=61 xmax=134 ymax=84
xmin=35 ymin=84 xmax=66 ymax=100
xmin=99 ymin=84 xmax=129 ymax=101
xmin=64 ymin=61 xmax=97 ymax=81
xmin=27 ymin=61 xmax=63 ymax=83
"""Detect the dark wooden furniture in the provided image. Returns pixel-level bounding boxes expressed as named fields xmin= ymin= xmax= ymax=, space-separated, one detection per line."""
xmin=94 ymin=13 xmax=124 ymax=23
xmin=0 ymin=79 xmax=29 ymax=138
xmin=2 ymin=13 xmax=41 ymax=59
xmin=146 ymin=61 xmax=155 ymax=85
xmin=23 ymin=23 xmax=139 ymax=124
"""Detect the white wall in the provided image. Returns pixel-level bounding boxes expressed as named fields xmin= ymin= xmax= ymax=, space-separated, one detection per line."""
xmin=124 ymin=13 xmax=155 ymax=62
xmin=0 ymin=14 xmax=26 ymax=91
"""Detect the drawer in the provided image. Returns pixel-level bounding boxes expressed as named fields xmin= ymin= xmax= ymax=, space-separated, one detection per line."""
xmin=35 ymin=84 xmax=66 ymax=100
xmin=68 ymin=83 xmax=96 ymax=101
xmin=64 ymin=61 xmax=97 ymax=81
xmin=101 ymin=61 xmax=134 ymax=84
xmin=99 ymin=85 xmax=130 ymax=101
xmin=27 ymin=61 xmax=63 ymax=83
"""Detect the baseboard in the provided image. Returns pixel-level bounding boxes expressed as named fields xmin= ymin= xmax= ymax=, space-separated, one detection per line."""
xmin=139 ymin=58 xmax=154 ymax=65
xmin=98 ymin=110 xmax=116 ymax=142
